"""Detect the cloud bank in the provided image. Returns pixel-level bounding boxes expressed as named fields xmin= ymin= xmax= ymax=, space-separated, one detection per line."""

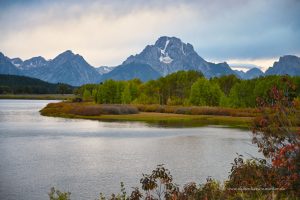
xmin=0 ymin=0 xmax=299 ymax=69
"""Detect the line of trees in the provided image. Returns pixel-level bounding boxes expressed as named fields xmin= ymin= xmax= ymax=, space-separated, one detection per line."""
xmin=75 ymin=71 xmax=300 ymax=108
xmin=0 ymin=74 xmax=74 ymax=94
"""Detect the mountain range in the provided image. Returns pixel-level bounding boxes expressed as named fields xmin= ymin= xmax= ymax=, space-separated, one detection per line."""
xmin=1 ymin=36 xmax=300 ymax=86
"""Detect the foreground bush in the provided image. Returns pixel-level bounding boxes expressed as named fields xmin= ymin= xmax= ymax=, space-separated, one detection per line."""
xmin=251 ymin=82 xmax=300 ymax=194
xmin=49 ymin=187 xmax=71 ymax=200
xmin=49 ymin=163 xmax=299 ymax=200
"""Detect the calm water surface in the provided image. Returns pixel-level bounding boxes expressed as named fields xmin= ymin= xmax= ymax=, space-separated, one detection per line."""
xmin=0 ymin=100 xmax=260 ymax=200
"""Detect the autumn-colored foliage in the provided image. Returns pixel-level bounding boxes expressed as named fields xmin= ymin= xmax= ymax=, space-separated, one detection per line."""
xmin=251 ymin=77 xmax=300 ymax=193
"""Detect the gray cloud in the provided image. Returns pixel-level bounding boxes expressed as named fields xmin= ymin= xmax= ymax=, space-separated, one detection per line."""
xmin=0 ymin=0 xmax=299 ymax=68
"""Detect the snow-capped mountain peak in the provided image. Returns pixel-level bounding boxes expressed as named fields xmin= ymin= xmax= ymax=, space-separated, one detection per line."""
xmin=123 ymin=36 xmax=232 ymax=77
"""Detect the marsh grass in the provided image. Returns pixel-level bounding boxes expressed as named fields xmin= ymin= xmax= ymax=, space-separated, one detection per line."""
xmin=135 ymin=104 xmax=259 ymax=117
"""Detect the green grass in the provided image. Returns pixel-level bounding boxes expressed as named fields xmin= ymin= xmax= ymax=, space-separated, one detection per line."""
xmin=0 ymin=94 xmax=75 ymax=100
xmin=79 ymin=112 xmax=252 ymax=128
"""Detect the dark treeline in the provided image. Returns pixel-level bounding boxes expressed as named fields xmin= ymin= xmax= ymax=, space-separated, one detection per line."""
xmin=76 ymin=70 xmax=300 ymax=108
xmin=0 ymin=74 xmax=74 ymax=94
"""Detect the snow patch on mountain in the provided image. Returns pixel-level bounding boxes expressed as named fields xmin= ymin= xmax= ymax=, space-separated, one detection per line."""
xmin=159 ymin=54 xmax=173 ymax=64
xmin=96 ymin=66 xmax=116 ymax=75
xmin=10 ymin=58 xmax=23 ymax=68
xmin=159 ymin=39 xmax=173 ymax=64
xmin=12 ymin=62 xmax=21 ymax=67
xmin=160 ymin=39 xmax=169 ymax=55
xmin=181 ymin=43 xmax=186 ymax=55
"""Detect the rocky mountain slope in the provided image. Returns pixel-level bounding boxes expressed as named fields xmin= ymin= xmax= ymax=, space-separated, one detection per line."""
xmin=100 ymin=63 xmax=161 ymax=82
xmin=0 ymin=53 xmax=22 ymax=76
xmin=265 ymin=55 xmax=300 ymax=76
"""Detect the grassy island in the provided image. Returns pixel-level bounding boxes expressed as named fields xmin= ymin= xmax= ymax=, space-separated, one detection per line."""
xmin=40 ymin=102 xmax=257 ymax=128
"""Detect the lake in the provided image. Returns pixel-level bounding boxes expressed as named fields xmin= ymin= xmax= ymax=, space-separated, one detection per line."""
xmin=0 ymin=100 xmax=261 ymax=200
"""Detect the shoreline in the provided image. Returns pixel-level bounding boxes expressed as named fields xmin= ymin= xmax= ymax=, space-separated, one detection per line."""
xmin=0 ymin=94 xmax=75 ymax=100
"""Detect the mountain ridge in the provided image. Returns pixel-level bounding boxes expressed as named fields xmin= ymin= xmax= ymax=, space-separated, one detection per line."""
xmin=1 ymin=37 xmax=300 ymax=85
xmin=2 ymin=50 xmax=100 ymax=86
xmin=234 ymin=67 xmax=264 ymax=79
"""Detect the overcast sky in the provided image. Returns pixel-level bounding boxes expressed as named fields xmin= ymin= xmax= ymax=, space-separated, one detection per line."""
xmin=0 ymin=0 xmax=299 ymax=71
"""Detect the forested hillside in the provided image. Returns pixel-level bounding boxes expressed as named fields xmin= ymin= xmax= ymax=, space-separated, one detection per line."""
xmin=0 ymin=74 xmax=73 ymax=94
xmin=76 ymin=70 xmax=300 ymax=108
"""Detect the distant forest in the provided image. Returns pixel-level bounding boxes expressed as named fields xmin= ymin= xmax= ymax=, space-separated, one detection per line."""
xmin=0 ymin=74 xmax=74 ymax=94
xmin=76 ymin=70 xmax=300 ymax=108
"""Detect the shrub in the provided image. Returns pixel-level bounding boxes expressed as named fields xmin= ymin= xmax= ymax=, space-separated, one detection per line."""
xmin=195 ymin=178 xmax=223 ymax=200
xmin=252 ymin=80 xmax=300 ymax=193
xmin=50 ymin=164 xmax=297 ymax=200
xmin=69 ymin=104 xmax=139 ymax=116
xmin=69 ymin=106 xmax=103 ymax=116
xmin=48 ymin=187 xmax=71 ymax=200
xmin=100 ymin=105 xmax=139 ymax=115
xmin=174 ymin=107 xmax=190 ymax=114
